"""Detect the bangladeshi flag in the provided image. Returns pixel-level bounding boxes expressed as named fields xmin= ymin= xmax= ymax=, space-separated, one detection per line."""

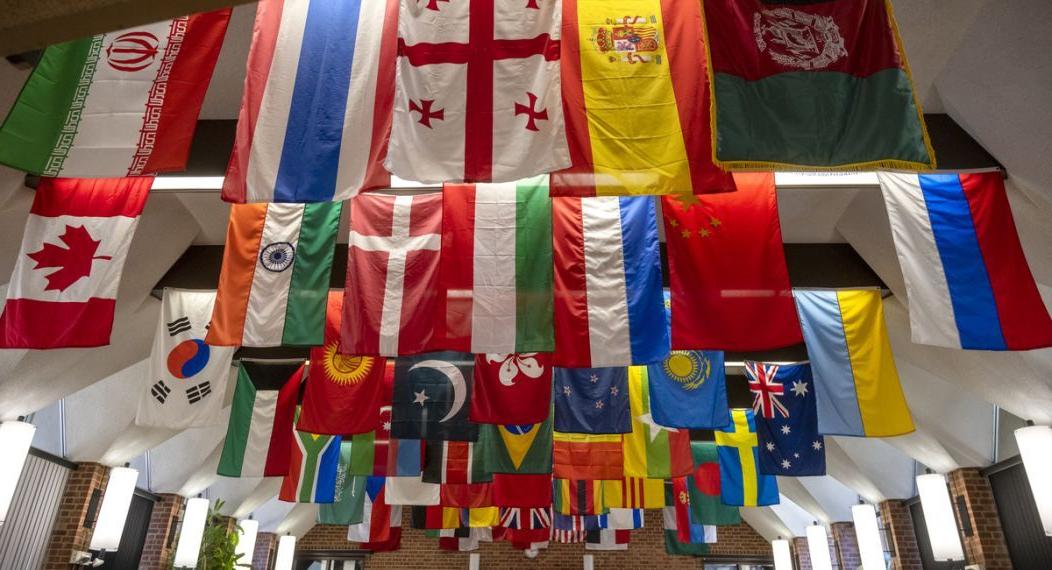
xmin=702 ymin=0 xmax=934 ymax=170
xmin=689 ymin=442 xmax=740 ymax=526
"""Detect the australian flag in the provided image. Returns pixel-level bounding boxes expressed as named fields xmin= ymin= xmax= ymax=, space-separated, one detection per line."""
xmin=746 ymin=361 xmax=825 ymax=476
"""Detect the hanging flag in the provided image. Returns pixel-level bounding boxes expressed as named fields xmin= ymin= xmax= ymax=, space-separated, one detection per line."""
xmin=492 ymin=473 xmax=552 ymax=509
xmin=552 ymin=196 xmax=669 ymax=367
xmin=438 ymin=176 xmax=554 ymax=354
xmin=648 ymin=348 xmax=729 ymax=429
xmin=386 ymin=437 xmax=424 ymax=478
xmin=663 ymin=505 xmax=715 ymax=556
xmin=222 ymin=0 xmax=396 ymax=203
xmin=664 ymin=478 xmax=693 ymax=543
xmin=878 ymin=171 xmax=1052 ymax=350
xmin=279 ymin=427 xmax=341 ymax=503
xmin=747 ymin=362 xmax=826 ymax=476
xmin=585 ymin=529 xmax=630 ymax=551
xmin=298 ymin=294 xmax=389 ymax=435
xmin=0 ymin=11 xmax=230 ymax=177
xmin=387 ymin=0 xmax=568 ymax=183
xmin=553 ymin=367 xmax=631 ymax=434
xmin=385 ymin=475 xmax=440 ymax=506
xmin=0 ymin=177 xmax=150 ymax=348
xmin=794 ymin=289 xmax=915 ymax=437
xmin=369 ymin=406 xmax=393 ymax=476
xmin=479 ymin=419 xmax=553 ymax=475
xmin=470 ymin=353 xmax=553 ymax=424
xmin=623 ymin=367 xmax=693 ymax=479
xmin=600 ymin=508 xmax=644 ymax=530
xmin=552 ymin=526 xmax=587 ymax=544
xmin=432 ymin=527 xmax=487 ymax=552
xmin=715 ymin=409 xmax=779 ymax=507
xmin=343 ymin=192 xmax=442 ymax=356
xmin=600 ymin=478 xmax=665 ymax=510
xmin=348 ymin=476 xmax=402 ymax=545
xmin=135 ymin=290 xmax=235 ymax=429
xmin=411 ymin=506 xmax=464 ymax=530
xmin=423 ymin=441 xmax=492 ymax=484
xmin=662 ymin=173 xmax=801 ymax=351
xmin=553 ymin=432 xmax=623 ymax=480
xmin=217 ymin=361 xmax=302 ymax=478
xmin=440 ymin=482 xmax=493 ymax=509
xmin=552 ymin=0 xmax=735 ymax=197
xmin=499 ymin=507 xmax=551 ymax=532
xmin=206 ymin=203 xmax=341 ymax=346
xmin=553 ymin=513 xmax=602 ymax=533
xmin=319 ymin=442 xmax=368 ymax=525
xmin=553 ymin=479 xmax=607 ymax=516
xmin=701 ymin=0 xmax=935 ymax=171
xmin=391 ymin=352 xmax=478 ymax=441
xmin=688 ymin=442 xmax=740 ymax=526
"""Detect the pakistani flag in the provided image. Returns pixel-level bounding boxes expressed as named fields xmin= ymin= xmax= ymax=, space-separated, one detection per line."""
xmin=319 ymin=442 xmax=367 ymax=525
xmin=217 ymin=362 xmax=302 ymax=478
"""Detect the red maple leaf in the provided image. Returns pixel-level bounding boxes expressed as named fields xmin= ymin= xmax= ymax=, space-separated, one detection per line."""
xmin=27 ymin=225 xmax=112 ymax=292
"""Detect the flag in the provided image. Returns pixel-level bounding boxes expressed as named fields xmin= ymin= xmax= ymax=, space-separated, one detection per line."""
xmin=715 ymin=409 xmax=779 ymax=507
xmin=552 ymin=527 xmax=587 ymax=544
xmin=206 ymin=203 xmax=341 ymax=346
xmin=391 ymin=352 xmax=478 ymax=441
xmin=663 ymin=506 xmax=714 ymax=556
xmin=623 ymin=366 xmax=693 ymax=479
xmin=439 ymin=176 xmax=554 ymax=354
xmin=553 ymin=479 xmax=607 ymax=516
xmin=688 ymin=442 xmax=740 ymax=526
xmin=479 ymin=419 xmax=553 ymax=475
xmin=359 ymin=528 xmax=402 ymax=553
xmin=552 ymin=196 xmax=669 ymax=367
xmin=701 ymin=0 xmax=935 ymax=171
xmin=348 ymin=477 xmax=402 ymax=544
xmin=878 ymin=171 xmax=1052 ymax=350
xmin=0 ymin=177 xmax=150 ymax=348
xmin=423 ymin=441 xmax=492 ymax=484
xmin=411 ymin=506 xmax=464 ymax=530
xmin=552 ymin=0 xmax=735 ymax=197
xmin=648 ymin=348 xmax=729 ymax=429
xmin=319 ymin=442 xmax=367 ymax=525
xmin=441 ymin=482 xmax=493 ymax=508
xmin=499 ymin=507 xmax=551 ymax=531
xmin=662 ymin=173 xmax=801 ymax=351
xmin=585 ymin=529 xmax=630 ymax=551
xmin=298 ymin=294 xmax=388 ymax=435
xmin=665 ymin=477 xmax=692 ymax=543
xmin=601 ymin=508 xmax=644 ymax=530
xmin=492 ymin=473 xmax=552 ymax=508
xmin=433 ymin=527 xmax=484 ymax=552
xmin=279 ymin=427 xmax=341 ymax=503
xmin=470 ymin=353 xmax=553 ymax=424
xmin=553 ymin=367 xmax=630 ymax=434
xmin=348 ymin=404 xmax=393 ymax=477
xmin=386 ymin=437 xmax=424 ymax=478
xmin=385 ymin=475 xmax=440 ymax=506
xmin=217 ymin=362 xmax=302 ymax=477
xmin=553 ymin=432 xmax=623 ymax=480
xmin=794 ymin=289 xmax=915 ymax=437
xmin=343 ymin=192 xmax=442 ymax=356
xmin=747 ymin=362 xmax=826 ymax=476
xmin=387 ymin=0 xmax=568 ymax=184
xmin=135 ymin=290 xmax=235 ymax=428
xmin=0 ymin=11 xmax=230 ymax=177
xmin=222 ymin=0 xmax=396 ymax=202
xmin=600 ymin=478 xmax=665 ymax=510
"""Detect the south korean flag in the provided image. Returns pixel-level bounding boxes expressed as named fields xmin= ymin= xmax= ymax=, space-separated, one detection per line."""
xmin=135 ymin=289 xmax=235 ymax=429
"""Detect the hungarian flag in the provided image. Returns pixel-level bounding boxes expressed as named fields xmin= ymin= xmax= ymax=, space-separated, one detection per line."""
xmin=479 ymin=419 xmax=552 ymax=475
xmin=206 ymin=203 xmax=341 ymax=347
xmin=279 ymin=426 xmax=341 ymax=503
xmin=423 ymin=441 xmax=492 ymax=484
xmin=0 ymin=177 xmax=150 ymax=348
xmin=662 ymin=173 xmax=801 ymax=351
xmin=387 ymin=0 xmax=568 ymax=183
xmin=0 ymin=11 xmax=230 ymax=177
xmin=217 ymin=361 xmax=302 ymax=478
xmin=688 ymin=442 xmax=740 ymax=526
xmin=471 ymin=353 xmax=553 ymax=425
xmin=319 ymin=442 xmax=368 ymax=525
xmin=492 ymin=473 xmax=552 ymax=509
xmin=553 ymin=479 xmax=607 ymax=516
xmin=343 ymin=193 xmax=442 ymax=356
xmin=298 ymin=293 xmax=389 ymax=435
xmin=438 ymin=176 xmax=554 ymax=354
xmin=348 ymin=476 xmax=402 ymax=545
xmin=391 ymin=352 xmax=478 ymax=442
xmin=623 ymin=367 xmax=693 ymax=479
xmin=552 ymin=0 xmax=735 ymax=197
xmin=553 ymin=432 xmax=623 ymax=480
xmin=441 ymin=483 xmax=494 ymax=508
xmin=601 ymin=478 xmax=666 ymax=510
xmin=552 ymin=196 xmax=668 ymax=367
xmin=702 ymin=0 xmax=934 ymax=170
xmin=223 ymin=0 xmax=396 ymax=203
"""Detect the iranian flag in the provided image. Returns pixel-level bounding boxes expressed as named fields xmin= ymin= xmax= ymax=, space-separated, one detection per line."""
xmin=0 ymin=10 xmax=230 ymax=177
xmin=437 ymin=176 xmax=554 ymax=353
xmin=217 ymin=362 xmax=302 ymax=478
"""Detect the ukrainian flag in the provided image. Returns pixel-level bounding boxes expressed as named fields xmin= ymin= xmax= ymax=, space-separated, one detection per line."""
xmin=714 ymin=409 xmax=778 ymax=507
xmin=793 ymin=289 xmax=915 ymax=437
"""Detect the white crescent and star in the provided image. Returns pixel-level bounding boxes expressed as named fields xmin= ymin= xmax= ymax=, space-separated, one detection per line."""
xmin=410 ymin=360 xmax=466 ymax=423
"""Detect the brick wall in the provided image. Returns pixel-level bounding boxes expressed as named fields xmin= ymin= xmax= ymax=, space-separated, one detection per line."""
xmin=41 ymin=462 xmax=109 ymax=570
xmin=253 ymin=531 xmax=277 ymax=570
xmin=792 ymin=536 xmax=812 ymax=570
xmin=297 ymin=510 xmax=771 ymax=569
xmin=139 ymin=493 xmax=185 ymax=570
xmin=948 ymin=468 xmax=1011 ymax=569
xmin=879 ymin=500 xmax=921 ymax=570
xmin=831 ymin=521 xmax=861 ymax=570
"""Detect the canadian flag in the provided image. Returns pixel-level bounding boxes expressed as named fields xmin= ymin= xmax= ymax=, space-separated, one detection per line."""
xmin=0 ymin=178 xmax=150 ymax=348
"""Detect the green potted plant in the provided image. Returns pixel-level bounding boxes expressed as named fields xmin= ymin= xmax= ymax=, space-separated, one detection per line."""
xmin=169 ymin=499 xmax=243 ymax=570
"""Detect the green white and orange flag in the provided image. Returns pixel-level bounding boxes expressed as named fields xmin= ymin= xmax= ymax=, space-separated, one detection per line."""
xmin=623 ymin=366 xmax=694 ymax=479
xmin=0 ymin=10 xmax=231 ymax=177
xmin=206 ymin=202 xmax=342 ymax=347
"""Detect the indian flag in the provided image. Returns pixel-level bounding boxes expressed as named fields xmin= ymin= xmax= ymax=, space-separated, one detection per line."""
xmin=206 ymin=202 xmax=342 ymax=347
xmin=0 ymin=10 xmax=230 ymax=177
xmin=437 ymin=176 xmax=554 ymax=353
xmin=217 ymin=362 xmax=303 ymax=478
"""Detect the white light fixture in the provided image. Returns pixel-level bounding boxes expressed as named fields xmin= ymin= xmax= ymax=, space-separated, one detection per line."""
xmin=0 ymin=420 xmax=35 ymax=525
xmin=274 ymin=534 xmax=296 ymax=570
xmin=173 ymin=497 xmax=209 ymax=568
xmin=88 ymin=467 xmax=138 ymax=551
xmin=772 ymin=537 xmax=794 ymax=570
xmin=806 ymin=523 xmax=833 ymax=570
xmin=150 ymin=176 xmax=225 ymax=190
xmin=234 ymin=518 xmax=259 ymax=567
xmin=852 ymin=503 xmax=886 ymax=570
xmin=1015 ymin=424 xmax=1052 ymax=536
xmin=916 ymin=473 xmax=964 ymax=561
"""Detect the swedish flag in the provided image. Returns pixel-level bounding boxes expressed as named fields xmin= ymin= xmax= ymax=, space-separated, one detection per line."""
xmin=714 ymin=409 xmax=778 ymax=506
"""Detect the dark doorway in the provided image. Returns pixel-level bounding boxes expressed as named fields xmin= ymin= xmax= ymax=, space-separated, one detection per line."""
xmin=101 ymin=490 xmax=155 ymax=569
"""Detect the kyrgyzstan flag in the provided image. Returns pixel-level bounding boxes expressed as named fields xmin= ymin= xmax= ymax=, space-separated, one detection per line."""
xmin=0 ymin=177 xmax=150 ymax=348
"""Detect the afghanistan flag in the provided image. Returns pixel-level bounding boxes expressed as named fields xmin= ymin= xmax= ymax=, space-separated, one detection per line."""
xmin=318 ymin=441 xmax=367 ymax=525
xmin=479 ymin=417 xmax=553 ymax=475
xmin=623 ymin=367 xmax=693 ymax=479
xmin=217 ymin=362 xmax=302 ymax=478
xmin=701 ymin=0 xmax=935 ymax=170
xmin=279 ymin=422 xmax=341 ymax=503
xmin=689 ymin=442 xmax=741 ymax=526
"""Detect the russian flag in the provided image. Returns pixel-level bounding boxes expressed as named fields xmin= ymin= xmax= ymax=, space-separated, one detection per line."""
xmin=551 ymin=196 xmax=669 ymax=367
xmin=879 ymin=172 xmax=1052 ymax=350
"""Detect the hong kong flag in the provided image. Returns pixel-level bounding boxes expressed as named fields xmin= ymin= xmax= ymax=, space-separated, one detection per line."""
xmin=469 ymin=353 xmax=553 ymax=424
xmin=0 ymin=177 xmax=150 ymax=348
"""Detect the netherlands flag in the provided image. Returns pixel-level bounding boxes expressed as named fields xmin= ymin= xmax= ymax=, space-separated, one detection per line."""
xmin=879 ymin=171 xmax=1052 ymax=350
xmin=222 ymin=0 xmax=396 ymax=203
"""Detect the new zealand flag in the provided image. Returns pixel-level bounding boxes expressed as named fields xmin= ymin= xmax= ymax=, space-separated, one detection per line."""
xmin=747 ymin=362 xmax=825 ymax=476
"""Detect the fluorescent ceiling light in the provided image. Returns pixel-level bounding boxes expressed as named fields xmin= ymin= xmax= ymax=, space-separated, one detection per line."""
xmin=916 ymin=473 xmax=964 ymax=561
xmin=851 ymin=504 xmax=886 ymax=570
xmin=235 ymin=518 xmax=259 ymax=567
xmin=0 ymin=421 xmax=35 ymax=524
xmin=774 ymin=172 xmax=880 ymax=187
xmin=772 ymin=538 xmax=793 ymax=570
xmin=88 ymin=467 xmax=138 ymax=551
xmin=1015 ymin=425 xmax=1052 ymax=536
xmin=173 ymin=497 xmax=210 ymax=568
xmin=151 ymin=176 xmax=225 ymax=190
xmin=806 ymin=523 xmax=833 ymax=570
xmin=274 ymin=535 xmax=296 ymax=570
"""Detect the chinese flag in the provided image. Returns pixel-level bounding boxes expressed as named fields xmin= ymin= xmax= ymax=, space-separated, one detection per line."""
xmin=470 ymin=353 xmax=553 ymax=424
xmin=661 ymin=173 xmax=801 ymax=351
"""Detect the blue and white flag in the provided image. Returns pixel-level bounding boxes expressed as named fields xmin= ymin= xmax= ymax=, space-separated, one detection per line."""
xmin=746 ymin=362 xmax=825 ymax=476
xmin=553 ymin=367 xmax=631 ymax=434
